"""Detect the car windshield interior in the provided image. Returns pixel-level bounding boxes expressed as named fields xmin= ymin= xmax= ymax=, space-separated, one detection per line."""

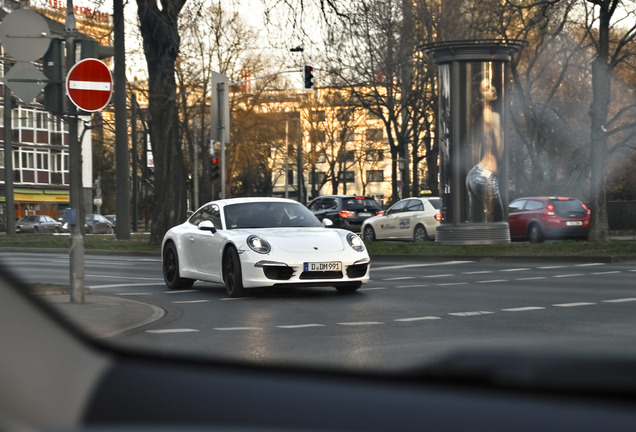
xmin=224 ymin=202 xmax=322 ymax=229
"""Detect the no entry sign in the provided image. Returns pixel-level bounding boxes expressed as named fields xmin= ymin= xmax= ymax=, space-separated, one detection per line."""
xmin=66 ymin=58 xmax=113 ymax=112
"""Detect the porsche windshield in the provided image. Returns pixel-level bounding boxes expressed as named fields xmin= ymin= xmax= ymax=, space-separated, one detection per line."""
xmin=224 ymin=202 xmax=322 ymax=229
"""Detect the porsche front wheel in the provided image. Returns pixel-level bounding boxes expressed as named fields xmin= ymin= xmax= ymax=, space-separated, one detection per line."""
xmin=162 ymin=242 xmax=194 ymax=290
xmin=223 ymin=246 xmax=247 ymax=298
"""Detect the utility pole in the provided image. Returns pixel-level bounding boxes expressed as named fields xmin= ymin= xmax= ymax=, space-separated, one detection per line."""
xmin=66 ymin=0 xmax=84 ymax=303
xmin=114 ymin=0 xmax=130 ymax=239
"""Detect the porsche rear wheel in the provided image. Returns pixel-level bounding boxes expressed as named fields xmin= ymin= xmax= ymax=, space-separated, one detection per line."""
xmin=223 ymin=246 xmax=247 ymax=298
xmin=162 ymin=242 xmax=194 ymax=290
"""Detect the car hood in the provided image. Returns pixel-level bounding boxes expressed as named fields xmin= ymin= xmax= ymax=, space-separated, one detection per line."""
xmin=242 ymin=228 xmax=347 ymax=253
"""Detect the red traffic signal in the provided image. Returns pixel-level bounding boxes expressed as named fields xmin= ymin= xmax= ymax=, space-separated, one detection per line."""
xmin=211 ymin=158 xmax=220 ymax=180
xmin=304 ymin=65 xmax=314 ymax=89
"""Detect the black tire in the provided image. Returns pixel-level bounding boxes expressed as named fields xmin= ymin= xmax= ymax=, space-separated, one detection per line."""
xmin=162 ymin=242 xmax=194 ymax=290
xmin=54 ymin=227 xmax=61 ymax=233
xmin=223 ymin=246 xmax=247 ymax=298
xmin=363 ymin=225 xmax=376 ymax=242
xmin=34 ymin=226 xmax=39 ymax=233
xmin=528 ymin=224 xmax=545 ymax=243
xmin=335 ymin=283 xmax=362 ymax=293
xmin=413 ymin=224 xmax=429 ymax=242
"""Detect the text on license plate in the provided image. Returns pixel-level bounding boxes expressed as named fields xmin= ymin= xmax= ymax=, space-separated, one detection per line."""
xmin=358 ymin=212 xmax=372 ymax=217
xmin=304 ymin=261 xmax=342 ymax=272
xmin=566 ymin=221 xmax=583 ymax=226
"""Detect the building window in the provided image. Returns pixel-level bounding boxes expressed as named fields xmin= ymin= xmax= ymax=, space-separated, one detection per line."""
xmin=339 ymin=150 xmax=355 ymax=162
xmin=310 ymin=110 xmax=325 ymax=122
xmin=336 ymin=108 xmax=355 ymax=122
xmin=365 ymin=128 xmax=383 ymax=141
xmin=310 ymin=129 xmax=326 ymax=143
xmin=365 ymin=149 xmax=384 ymax=161
xmin=367 ymin=170 xmax=384 ymax=182
xmin=342 ymin=130 xmax=355 ymax=142
xmin=338 ymin=171 xmax=355 ymax=183
xmin=36 ymin=112 xmax=48 ymax=130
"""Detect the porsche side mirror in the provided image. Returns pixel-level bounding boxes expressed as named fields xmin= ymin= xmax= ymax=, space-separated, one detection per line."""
xmin=198 ymin=220 xmax=217 ymax=233
xmin=322 ymin=218 xmax=334 ymax=228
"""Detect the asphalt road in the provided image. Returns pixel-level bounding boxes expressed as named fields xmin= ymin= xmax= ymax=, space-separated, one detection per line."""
xmin=2 ymin=252 xmax=636 ymax=371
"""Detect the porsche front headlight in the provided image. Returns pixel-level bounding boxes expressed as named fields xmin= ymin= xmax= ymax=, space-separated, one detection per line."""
xmin=247 ymin=235 xmax=271 ymax=254
xmin=347 ymin=232 xmax=365 ymax=252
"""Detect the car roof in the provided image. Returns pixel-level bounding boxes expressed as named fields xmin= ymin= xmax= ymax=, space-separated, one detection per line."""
xmin=512 ymin=196 xmax=579 ymax=201
xmin=313 ymin=195 xmax=377 ymax=200
xmin=201 ymin=197 xmax=301 ymax=207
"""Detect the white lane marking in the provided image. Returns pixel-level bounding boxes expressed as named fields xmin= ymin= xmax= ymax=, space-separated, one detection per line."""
xmin=220 ymin=297 xmax=251 ymax=301
xmin=501 ymin=268 xmax=531 ymax=272
xmin=538 ymin=266 xmax=568 ymax=269
xmin=373 ymin=261 xmax=472 ymax=271
xmin=516 ymin=277 xmax=547 ymax=281
xmin=395 ymin=316 xmax=441 ymax=322
xmin=277 ymin=324 xmax=326 ymax=329
xmin=164 ymin=290 xmax=199 ymax=294
xmin=383 ymin=277 xmax=415 ymax=281
xmin=423 ymin=274 xmax=453 ymax=278
xmin=87 ymin=274 xmax=162 ymax=281
xmin=146 ymin=329 xmax=199 ymax=334
xmin=214 ymin=327 xmax=262 ymax=331
xmin=602 ymin=298 xmax=636 ymax=303
xmin=575 ymin=263 xmax=605 ymax=267
xmin=173 ymin=300 xmax=210 ymax=304
xmin=502 ymin=306 xmax=546 ymax=312
xmin=592 ymin=271 xmax=622 ymax=275
xmin=396 ymin=284 xmax=429 ymax=288
xmin=438 ymin=282 xmax=469 ymax=287
xmin=116 ymin=292 xmax=152 ymax=296
xmin=449 ymin=311 xmax=494 ymax=317
xmin=462 ymin=271 xmax=493 ymax=275
xmin=553 ymin=302 xmax=596 ymax=307
xmin=338 ymin=321 xmax=384 ymax=326
xmin=89 ymin=282 xmax=162 ymax=289
xmin=476 ymin=279 xmax=507 ymax=283
xmin=359 ymin=287 xmax=386 ymax=291
xmin=553 ymin=273 xmax=584 ymax=278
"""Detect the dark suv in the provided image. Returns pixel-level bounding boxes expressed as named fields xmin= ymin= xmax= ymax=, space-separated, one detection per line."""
xmin=307 ymin=195 xmax=383 ymax=232
xmin=508 ymin=196 xmax=590 ymax=243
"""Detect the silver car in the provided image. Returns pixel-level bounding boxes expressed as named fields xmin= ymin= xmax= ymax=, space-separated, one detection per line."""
xmin=15 ymin=215 xmax=63 ymax=233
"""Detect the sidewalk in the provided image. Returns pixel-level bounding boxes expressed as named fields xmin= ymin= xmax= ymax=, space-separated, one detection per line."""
xmin=42 ymin=293 xmax=165 ymax=339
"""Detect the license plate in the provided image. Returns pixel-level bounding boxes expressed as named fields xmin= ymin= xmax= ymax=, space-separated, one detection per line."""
xmin=358 ymin=212 xmax=372 ymax=217
xmin=566 ymin=221 xmax=582 ymax=226
xmin=304 ymin=261 xmax=342 ymax=272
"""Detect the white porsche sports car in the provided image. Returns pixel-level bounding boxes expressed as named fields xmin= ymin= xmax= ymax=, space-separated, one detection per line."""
xmin=162 ymin=197 xmax=371 ymax=297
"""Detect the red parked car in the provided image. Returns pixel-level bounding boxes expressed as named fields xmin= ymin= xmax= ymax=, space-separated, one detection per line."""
xmin=508 ymin=196 xmax=590 ymax=243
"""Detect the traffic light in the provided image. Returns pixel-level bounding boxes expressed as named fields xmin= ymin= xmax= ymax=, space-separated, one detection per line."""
xmin=211 ymin=158 xmax=220 ymax=180
xmin=303 ymin=65 xmax=314 ymax=90
xmin=40 ymin=38 xmax=66 ymax=115
xmin=77 ymin=37 xmax=115 ymax=60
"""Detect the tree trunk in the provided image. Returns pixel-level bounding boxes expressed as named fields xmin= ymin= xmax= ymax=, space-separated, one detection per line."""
xmin=137 ymin=0 xmax=188 ymax=245
xmin=588 ymin=3 xmax=612 ymax=243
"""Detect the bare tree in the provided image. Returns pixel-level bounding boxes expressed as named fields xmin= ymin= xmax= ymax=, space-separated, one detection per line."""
xmin=136 ymin=0 xmax=188 ymax=244
xmin=584 ymin=0 xmax=636 ymax=242
xmin=323 ymin=0 xmax=437 ymax=204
